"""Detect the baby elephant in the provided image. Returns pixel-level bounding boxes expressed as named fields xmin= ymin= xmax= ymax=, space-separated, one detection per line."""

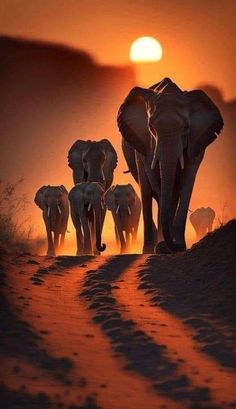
xmin=34 ymin=185 xmax=69 ymax=256
xmin=69 ymin=182 xmax=106 ymax=255
xmin=190 ymin=207 xmax=215 ymax=241
xmin=105 ymin=184 xmax=141 ymax=253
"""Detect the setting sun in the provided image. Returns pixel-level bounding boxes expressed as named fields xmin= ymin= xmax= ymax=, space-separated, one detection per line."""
xmin=130 ymin=36 xmax=163 ymax=63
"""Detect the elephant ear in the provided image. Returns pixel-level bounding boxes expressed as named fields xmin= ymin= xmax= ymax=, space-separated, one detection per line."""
xmin=68 ymin=140 xmax=89 ymax=168
xmin=186 ymin=90 xmax=224 ymax=158
xmin=104 ymin=187 xmax=115 ymax=210
xmin=100 ymin=139 xmax=118 ymax=172
xmin=117 ymin=87 xmax=155 ymax=154
xmin=34 ymin=186 xmax=47 ymax=210
xmin=59 ymin=185 xmax=68 ymax=195
xmin=127 ymin=183 xmax=137 ymax=205
xmin=59 ymin=185 xmax=69 ymax=207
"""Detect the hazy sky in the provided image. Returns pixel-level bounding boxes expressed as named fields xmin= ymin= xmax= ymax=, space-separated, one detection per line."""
xmin=0 ymin=0 xmax=235 ymax=99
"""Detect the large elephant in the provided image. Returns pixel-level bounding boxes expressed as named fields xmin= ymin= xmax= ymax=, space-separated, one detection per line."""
xmin=68 ymin=182 xmax=106 ymax=255
xmin=105 ymin=184 xmax=141 ymax=253
xmin=34 ymin=185 xmax=69 ymax=256
xmin=68 ymin=139 xmax=117 ymax=190
xmin=118 ymin=77 xmax=223 ymax=253
xmin=190 ymin=207 xmax=216 ymax=241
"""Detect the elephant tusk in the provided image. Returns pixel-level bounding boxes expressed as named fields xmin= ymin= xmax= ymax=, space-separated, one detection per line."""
xmin=128 ymin=206 xmax=132 ymax=215
xmin=101 ymin=201 xmax=104 ymax=210
xmin=179 ymin=154 xmax=184 ymax=169
xmin=88 ymin=202 xmax=92 ymax=211
xmin=57 ymin=205 xmax=62 ymax=215
xmin=116 ymin=204 xmax=120 ymax=214
xmin=101 ymin=169 xmax=105 ymax=181
xmin=47 ymin=207 xmax=50 ymax=217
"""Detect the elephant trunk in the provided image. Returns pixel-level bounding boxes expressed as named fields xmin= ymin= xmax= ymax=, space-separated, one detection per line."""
xmin=94 ymin=207 xmax=106 ymax=252
xmin=48 ymin=204 xmax=59 ymax=232
xmin=87 ymin=164 xmax=104 ymax=184
xmin=160 ymin=158 xmax=179 ymax=252
xmin=112 ymin=210 xmax=126 ymax=252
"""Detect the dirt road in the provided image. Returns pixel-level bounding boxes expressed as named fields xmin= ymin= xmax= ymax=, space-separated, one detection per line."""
xmin=1 ymin=228 xmax=236 ymax=409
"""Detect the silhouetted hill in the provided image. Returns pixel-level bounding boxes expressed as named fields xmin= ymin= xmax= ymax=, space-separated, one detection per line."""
xmin=0 ymin=36 xmax=136 ymax=206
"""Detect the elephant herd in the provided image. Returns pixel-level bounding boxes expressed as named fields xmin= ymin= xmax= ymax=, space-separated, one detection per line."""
xmin=35 ymin=139 xmax=141 ymax=256
xmin=35 ymin=78 xmax=223 ymax=256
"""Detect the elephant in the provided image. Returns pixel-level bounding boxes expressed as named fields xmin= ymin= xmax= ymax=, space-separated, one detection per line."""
xmin=68 ymin=139 xmax=117 ymax=238
xmin=190 ymin=207 xmax=216 ymax=241
xmin=34 ymin=185 xmax=69 ymax=256
xmin=117 ymin=77 xmax=224 ymax=253
xmin=68 ymin=182 xmax=106 ymax=255
xmin=68 ymin=139 xmax=117 ymax=190
xmin=105 ymin=184 xmax=141 ymax=253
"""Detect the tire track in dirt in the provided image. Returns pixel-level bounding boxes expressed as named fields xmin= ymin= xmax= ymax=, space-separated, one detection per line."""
xmin=113 ymin=257 xmax=236 ymax=409
xmin=4 ymin=255 xmax=177 ymax=409
xmin=81 ymin=255 xmax=218 ymax=409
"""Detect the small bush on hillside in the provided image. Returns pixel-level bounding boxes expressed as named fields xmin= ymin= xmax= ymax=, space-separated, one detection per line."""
xmin=0 ymin=179 xmax=44 ymax=255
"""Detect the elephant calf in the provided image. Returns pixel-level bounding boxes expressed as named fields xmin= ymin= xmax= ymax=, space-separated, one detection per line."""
xmin=190 ymin=207 xmax=216 ymax=241
xmin=69 ymin=182 xmax=106 ymax=255
xmin=34 ymin=185 xmax=69 ymax=256
xmin=105 ymin=184 xmax=141 ymax=253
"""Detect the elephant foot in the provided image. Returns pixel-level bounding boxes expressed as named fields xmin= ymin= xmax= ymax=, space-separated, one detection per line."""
xmin=175 ymin=242 xmax=187 ymax=252
xmin=142 ymin=244 xmax=154 ymax=254
xmin=120 ymin=246 xmax=127 ymax=255
xmin=83 ymin=249 xmax=93 ymax=256
xmin=47 ymin=251 xmax=56 ymax=257
xmin=76 ymin=250 xmax=83 ymax=256
xmin=155 ymin=241 xmax=171 ymax=254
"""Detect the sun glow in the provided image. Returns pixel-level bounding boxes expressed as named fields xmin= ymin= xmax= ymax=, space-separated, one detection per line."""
xmin=130 ymin=36 xmax=163 ymax=63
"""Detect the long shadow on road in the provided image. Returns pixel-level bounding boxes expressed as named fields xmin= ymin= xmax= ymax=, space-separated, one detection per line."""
xmin=80 ymin=255 xmax=216 ymax=408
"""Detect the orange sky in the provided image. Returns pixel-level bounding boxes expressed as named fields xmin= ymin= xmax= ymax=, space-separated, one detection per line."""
xmin=0 ymin=0 xmax=235 ymax=99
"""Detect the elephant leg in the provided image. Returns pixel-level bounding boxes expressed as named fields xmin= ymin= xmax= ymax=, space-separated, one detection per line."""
xmin=115 ymin=226 xmax=119 ymax=246
xmin=125 ymin=231 xmax=131 ymax=252
xmin=59 ymin=231 xmax=66 ymax=249
xmin=76 ymin=228 xmax=84 ymax=255
xmin=54 ymin=232 xmax=59 ymax=253
xmin=90 ymin=215 xmax=100 ymax=255
xmin=45 ymin=220 xmax=55 ymax=256
xmin=132 ymin=226 xmax=138 ymax=244
xmin=81 ymin=214 xmax=92 ymax=255
xmin=173 ymin=154 xmax=203 ymax=250
xmin=71 ymin=207 xmax=83 ymax=255
xmin=138 ymin=162 xmax=155 ymax=253
xmin=100 ymin=209 xmax=106 ymax=234
xmin=90 ymin=216 xmax=95 ymax=253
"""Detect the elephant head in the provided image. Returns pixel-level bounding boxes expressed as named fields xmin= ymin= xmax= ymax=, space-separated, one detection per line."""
xmin=68 ymin=139 xmax=117 ymax=189
xmin=118 ymin=77 xmax=223 ymax=251
xmin=105 ymin=184 xmax=137 ymax=252
xmin=34 ymin=185 xmax=68 ymax=230
xmin=190 ymin=207 xmax=216 ymax=239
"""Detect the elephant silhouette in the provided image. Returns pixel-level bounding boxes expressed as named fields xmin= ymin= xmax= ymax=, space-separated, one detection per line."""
xmin=190 ymin=207 xmax=216 ymax=241
xmin=118 ymin=77 xmax=223 ymax=254
xmin=69 ymin=182 xmax=106 ymax=255
xmin=34 ymin=185 xmax=69 ymax=256
xmin=105 ymin=184 xmax=141 ymax=254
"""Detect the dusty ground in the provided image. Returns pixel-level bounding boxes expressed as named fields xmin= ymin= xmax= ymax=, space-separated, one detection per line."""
xmin=0 ymin=222 xmax=236 ymax=409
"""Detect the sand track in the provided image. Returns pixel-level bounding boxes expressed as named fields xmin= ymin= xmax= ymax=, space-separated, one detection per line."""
xmin=1 ymin=253 xmax=236 ymax=409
